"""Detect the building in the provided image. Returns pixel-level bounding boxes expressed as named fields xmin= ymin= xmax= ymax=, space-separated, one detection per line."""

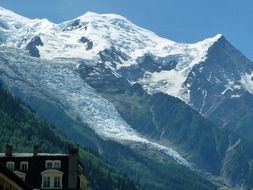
xmin=0 ymin=145 xmax=88 ymax=190
xmin=0 ymin=163 xmax=33 ymax=190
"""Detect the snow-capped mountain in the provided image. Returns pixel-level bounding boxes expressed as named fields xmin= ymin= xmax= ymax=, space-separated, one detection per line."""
xmin=1 ymin=7 xmax=253 ymax=189
xmin=0 ymin=7 xmax=217 ymax=63
xmin=1 ymin=7 xmax=252 ymax=116
xmin=0 ymin=47 xmax=189 ymax=166
xmin=0 ymin=7 xmax=191 ymax=166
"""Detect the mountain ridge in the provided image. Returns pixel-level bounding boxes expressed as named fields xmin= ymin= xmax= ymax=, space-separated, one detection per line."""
xmin=0 ymin=6 xmax=234 ymax=106
xmin=1 ymin=6 xmax=253 ymax=189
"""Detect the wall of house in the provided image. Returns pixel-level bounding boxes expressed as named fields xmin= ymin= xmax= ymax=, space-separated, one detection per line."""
xmin=0 ymin=155 xmax=69 ymax=189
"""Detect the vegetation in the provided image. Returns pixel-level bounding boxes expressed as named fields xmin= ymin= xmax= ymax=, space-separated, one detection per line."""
xmin=0 ymin=85 xmax=140 ymax=190
xmin=101 ymin=85 xmax=253 ymax=189
xmin=79 ymin=59 xmax=253 ymax=188
xmin=208 ymin=92 xmax=253 ymax=141
xmin=0 ymin=82 xmax=218 ymax=190
xmin=100 ymin=140 xmax=217 ymax=190
xmin=74 ymin=64 xmax=219 ymax=190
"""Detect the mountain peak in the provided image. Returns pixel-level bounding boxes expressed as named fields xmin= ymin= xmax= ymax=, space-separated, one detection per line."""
xmin=194 ymin=34 xmax=223 ymax=47
xmin=0 ymin=6 xmax=30 ymax=30
xmin=0 ymin=6 xmax=29 ymax=22
xmin=213 ymin=33 xmax=223 ymax=40
xmin=77 ymin=11 xmax=130 ymax=23
xmin=209 ymin=33 xmax=226 ymax=44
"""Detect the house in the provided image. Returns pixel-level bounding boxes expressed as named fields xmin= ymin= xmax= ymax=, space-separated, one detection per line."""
xmin=0 ymin=145 xmax=88 ymax=190
xmin=0 ymin=162 xmax=33 ymax=190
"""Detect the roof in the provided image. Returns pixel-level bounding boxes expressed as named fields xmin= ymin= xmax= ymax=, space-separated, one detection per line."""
xmin=0 ymin=153 xmax=68 ymax=158
xmin=0 ymin=163 xmax=33 ymax=190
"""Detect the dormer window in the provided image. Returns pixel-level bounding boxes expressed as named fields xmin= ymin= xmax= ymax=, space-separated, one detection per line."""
xmin=6 ymin=161 xmax=15 ymax=171
xmin=45 ymin=160 xmax=61 ymax=169
xmin=46 ymin=160 xmax=53 ymax=169
xmin=53 ymin=160 xmax=61 ymax=169
xmin=20 ymin=161 xmax=29 ymax=171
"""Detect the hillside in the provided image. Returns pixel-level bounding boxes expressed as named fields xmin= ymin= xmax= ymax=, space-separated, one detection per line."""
xmin=0 ymin=83 xmax=217 ymax=190
xmin=0 ymin=46 xmax=219 ymax=190
xmin=0 ymin=84 xmax=140 ymax=190
xmin=208 ymin=92 xmax=253 ymax=141
xmin=78 ymin=63 xmax=253 ymax=189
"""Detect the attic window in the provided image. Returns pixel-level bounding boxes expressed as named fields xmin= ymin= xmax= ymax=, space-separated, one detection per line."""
xmin=53 ymin=161 xmax=61 ymax=169
xmin=45 ymin=160 xmax=53 ymax=169
xmin=6 ymin=161 xmax=15 ymax=171
xmin=45 ymin=160 xmax=61 ymax=169
xmin=20 ymin=161 xmax=29 ymax=171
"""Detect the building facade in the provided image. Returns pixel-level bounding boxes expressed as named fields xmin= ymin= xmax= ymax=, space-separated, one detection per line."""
xmin=0 ymin=163 xmax=33 ymax=190
xmin=0 ymin=145 xmax=88 ymax=190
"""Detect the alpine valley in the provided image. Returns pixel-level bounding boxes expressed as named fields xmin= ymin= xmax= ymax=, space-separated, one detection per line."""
xmin=1 ymin=7 xmax=253 ymax=190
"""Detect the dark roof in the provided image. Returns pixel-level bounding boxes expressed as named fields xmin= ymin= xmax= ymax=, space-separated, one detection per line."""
xmin=0 ymin=153 xmax=68 ymax=158
xmin=0 ymin=163 xmax=33 ymax=190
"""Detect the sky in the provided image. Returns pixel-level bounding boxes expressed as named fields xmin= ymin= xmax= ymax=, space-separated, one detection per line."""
xmin=0 ymin=0 xmax=252 ymax=60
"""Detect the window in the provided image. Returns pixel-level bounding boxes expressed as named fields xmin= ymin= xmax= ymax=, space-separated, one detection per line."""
xmin=53 ymin=161 xmax=61 ymax=169
xmin=54 ymin=176 xmax=61 ymax=188
xmin=46 ymin=160 xmax=61 ymax=169
xmin=45 ymin=160 xmax=53 ymax=169
xmin=6 ymin=161 xmax=15 ymax=171
xmin=42 ymin=176 xmax=50 ymax=188
xmin=41 ymin=170 xmax=63 ymax=189
xmin=20 ymin=161 xmax=29 ymax=171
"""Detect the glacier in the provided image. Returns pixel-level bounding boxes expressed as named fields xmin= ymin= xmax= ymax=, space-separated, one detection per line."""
xmin=0 ymin=48 xmax=189 ymax=167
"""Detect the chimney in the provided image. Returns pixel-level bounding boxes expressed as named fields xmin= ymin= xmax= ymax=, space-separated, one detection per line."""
xmin=68 ymin=144 xmax=79 ymax=189
xmin=5 ymin=144 xmax=12 ymax=156
xmin=33 ymin=145 xmax=39 ymax=155
xmin=68 ymin=144 xmax=79 ymax=155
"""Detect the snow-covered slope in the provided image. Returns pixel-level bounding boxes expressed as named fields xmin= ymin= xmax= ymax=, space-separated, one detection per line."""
xmin=0 ymin=7 xmax=225 ymax=103
xmin=0 ymin=47 xmax=189 ymax=167
xmin=0 ymin=8 xmax=218 ymax=62
xmin=0 ymin=6 xmax=205 ymax=168
xmin=0 ymin=7 xmax=30 ymax=30
xmin=1 ymin=7 xmax=253 ymax=117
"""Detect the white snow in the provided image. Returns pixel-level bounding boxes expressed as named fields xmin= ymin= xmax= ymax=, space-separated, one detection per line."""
xmin=226 ymin=139 xmax=241 ymax=152
xmin=240 ymin=72 xmax=253 ymax=94
xmin=200 ymin=90 xmax=207 ymax=113
xmin=0 ymin=7 xmax=221 ymax=63
xmin=139 ymin=69 xmax=189 ymax=101
xmin=0 ymin=7 xmax=30 ymax=30
xmin=0 ymin=48 xmax=190 ymax=167
xmin=138 ymin=35 xmax=222 ymax=101
xmin=0 ymin=7 xmax=224 ymax=102
xmin=0 ymin=7 xmax=239 ymax=167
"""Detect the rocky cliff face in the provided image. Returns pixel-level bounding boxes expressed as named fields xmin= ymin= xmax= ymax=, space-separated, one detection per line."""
xmin=185 ymin=36 xmax=253 ymax=115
